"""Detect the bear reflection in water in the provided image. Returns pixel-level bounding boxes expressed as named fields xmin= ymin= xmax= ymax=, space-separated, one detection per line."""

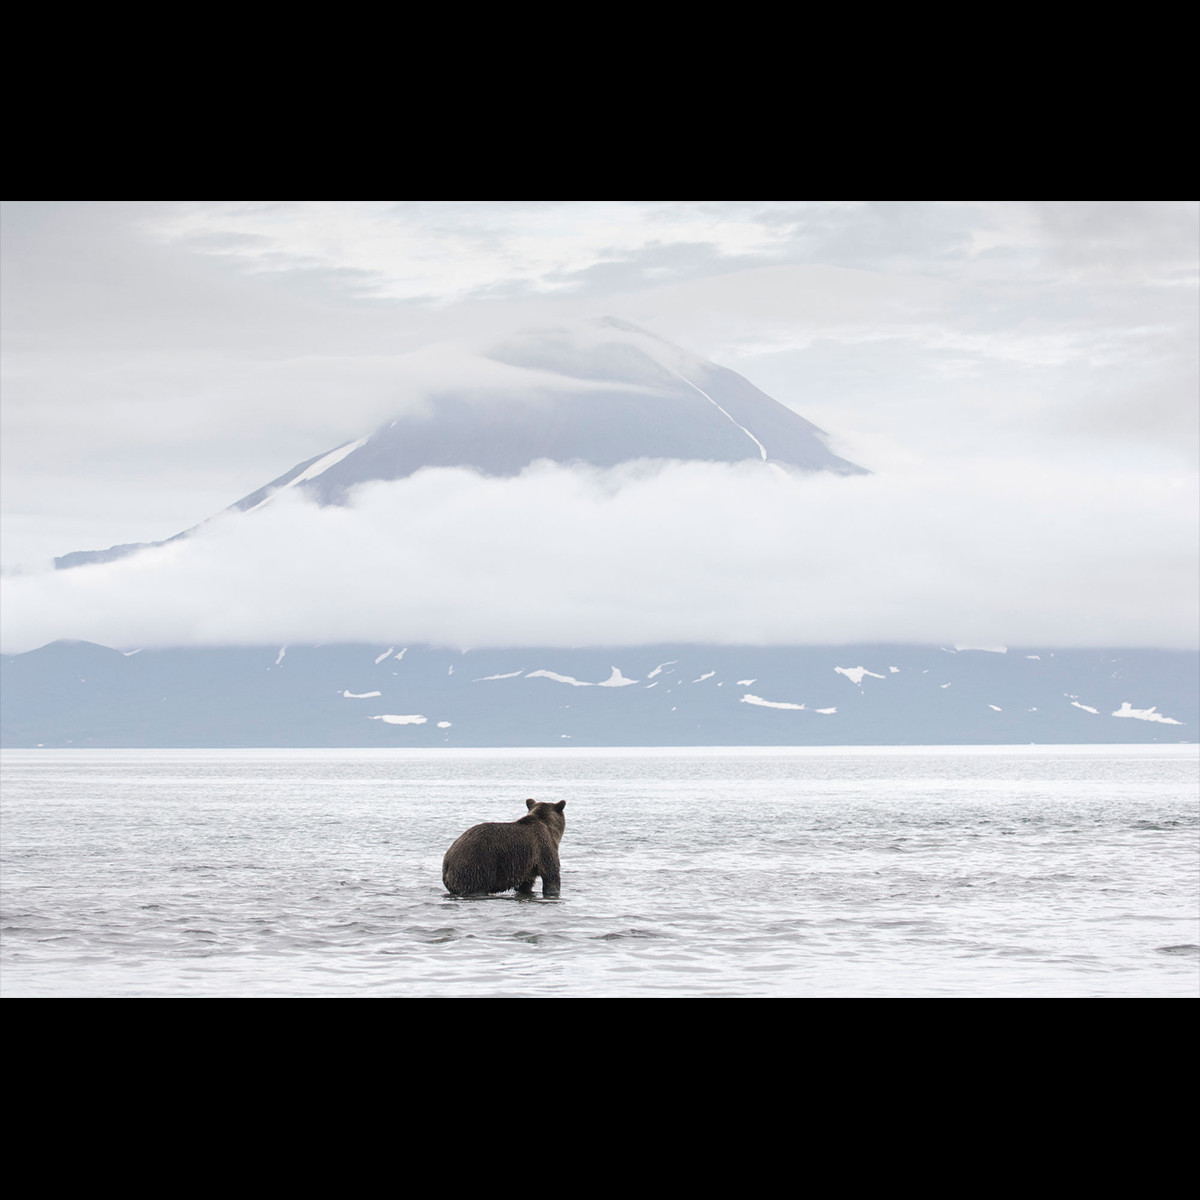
xmin=443 ymin=799 xmax=567 ymax=898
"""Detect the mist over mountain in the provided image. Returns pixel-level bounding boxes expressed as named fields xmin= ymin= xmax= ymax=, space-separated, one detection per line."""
xmin=6 ymin=311 xmax=1194 ymax=678
xmin=55 ymin=319 xmax=863 ymax=569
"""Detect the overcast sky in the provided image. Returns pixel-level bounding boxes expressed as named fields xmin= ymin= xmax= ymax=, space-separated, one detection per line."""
xmin=2 ymin=201 xmax=1197 ymax=653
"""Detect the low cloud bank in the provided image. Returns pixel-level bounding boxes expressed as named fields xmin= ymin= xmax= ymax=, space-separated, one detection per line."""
xmin=2 ymin=460 xmax=1196 ymax=654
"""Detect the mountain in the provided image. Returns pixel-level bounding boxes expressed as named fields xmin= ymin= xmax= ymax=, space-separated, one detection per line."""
xmin=53 ymin=318 xmax=865 ymax=569
xmin=29 ymin=318 xmax=1192 ymax=749
xmin=2 ymin=640 xmax=1194 ymax=747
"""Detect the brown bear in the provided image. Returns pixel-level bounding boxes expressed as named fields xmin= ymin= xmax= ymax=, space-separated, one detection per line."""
xmin=442 ymin=799 xmax=567 ymax=897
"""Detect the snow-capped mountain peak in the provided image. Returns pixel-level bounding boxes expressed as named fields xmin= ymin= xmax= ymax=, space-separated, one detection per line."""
xmin=55 ymin=319 xmax=864 ymax=569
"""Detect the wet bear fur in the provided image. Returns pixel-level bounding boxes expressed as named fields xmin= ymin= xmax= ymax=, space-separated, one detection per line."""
xmin=443 ymin=799 xmax=567 ymax=897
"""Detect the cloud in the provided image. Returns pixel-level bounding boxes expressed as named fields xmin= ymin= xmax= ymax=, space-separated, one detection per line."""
xmin=145 ymin=201 xmax=809 ymax=302
xmin=3 ymin=459 xmax=1195 ymax=654
xmin=1031 ymin=201 xmax=1200 ymax=282
xmin=4 ymin=201 xmax=1197 ymax=585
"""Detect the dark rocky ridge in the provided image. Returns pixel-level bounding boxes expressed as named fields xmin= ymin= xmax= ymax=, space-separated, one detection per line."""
xmin=3 ymin=640 xmax=1193 ymax=748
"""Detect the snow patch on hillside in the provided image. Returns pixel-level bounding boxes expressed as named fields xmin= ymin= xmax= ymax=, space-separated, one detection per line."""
xmin=1112 ymin=702 xmax=1182 ymax=725
xmin=742 ymin=694 xmax=805 ymax=710
xmin=836 ymin=666 xmax=885 ymax=686
xmin=598 ymin=667 xmax=638 ymax=687
xmin=526 ymin=670 xmax=591 ymax=686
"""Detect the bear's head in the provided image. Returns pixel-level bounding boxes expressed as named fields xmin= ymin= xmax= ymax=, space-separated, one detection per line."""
xmin=525 ymin=798 xmax=566 ymax=843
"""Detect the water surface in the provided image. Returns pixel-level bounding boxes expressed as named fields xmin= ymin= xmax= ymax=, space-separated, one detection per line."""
xmin=2 ymin=746 xmax=1196 ymax=996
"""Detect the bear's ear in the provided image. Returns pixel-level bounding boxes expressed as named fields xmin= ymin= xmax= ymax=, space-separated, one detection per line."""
xmin=525 ymin=798 xmax=537 ymax=810
xmin=555 ymin=801 xmax=566 ymax=812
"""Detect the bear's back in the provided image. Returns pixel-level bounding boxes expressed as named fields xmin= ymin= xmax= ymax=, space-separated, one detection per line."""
xmin=442 ymin=820 xmax=553 ymax=896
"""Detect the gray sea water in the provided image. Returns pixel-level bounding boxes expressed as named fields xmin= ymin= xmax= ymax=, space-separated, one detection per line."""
xmin=2 ymin=746 xmax=1197 ymax=997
